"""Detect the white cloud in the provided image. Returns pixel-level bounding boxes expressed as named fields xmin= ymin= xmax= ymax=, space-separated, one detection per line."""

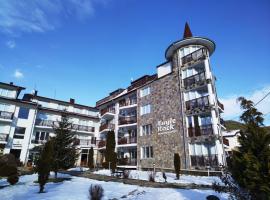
xmin=13 ymin=69 xmax=24 ymax=79
xmin=6 ymin=40 xmax=16 ymax=48
xmin=220 ymin=85 xmax=270 ymax=125
xmin=0 ymin=0 xmax=105 ymax=35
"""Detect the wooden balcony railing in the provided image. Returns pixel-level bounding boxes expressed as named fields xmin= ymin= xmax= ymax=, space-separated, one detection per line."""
xmin=0 ymin=111 xmax=13 ymax=120
xmin=119 ymin=116 xmax=137 ymax=125
xmin=188 ymin=124 xmax=214 ymax=137
xmin=186 ymin=96 xmax=210 ymax=112
xmin=99 ymin=123 xmax=115 ymax=132
xmin=181 ymin=48 xmax=207 ymax=66
xmin=118 ymin=137 xmax=137 ymax=145
xmin=100 ymin=107 xmax=115 ymax=116
xmin=183 ymin=71 xmax=207 ymax=90
xmin=190 ymin=154 xmax=218 ymax=167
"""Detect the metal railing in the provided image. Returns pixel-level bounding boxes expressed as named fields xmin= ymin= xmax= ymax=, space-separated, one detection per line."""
xmin=72 ymin=124 xmax=95 ymax=132
xmin=35 ymin=119 xmax=56 ymax=127
xmin=186 ymin=96 xmax=210 ymax=112
xmin=188 ymin=124 xmax=213 ymax=137
xmin=183 ymin=71 xmax=207 ymax=90
xmin=181 ymin=48 xmax=207 ymax=66
xmin=119 ymin=116 xmax=137 ymax=125
xmin=0 ymin=111 xmax=13 ymax=120
xmin=190 ymin=154 xmax=218 ymax=167
xmin=119 ymin=99 xmax=137 ymax=107
xmin=0 ymin=134 xmax=8 ymax=142
xmin=217 ymin=100 xmax=224 ymax=111
xmin=118 ymin=137 xmax=137 ymax=145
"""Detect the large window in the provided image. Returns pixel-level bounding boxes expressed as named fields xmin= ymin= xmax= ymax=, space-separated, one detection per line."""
xmin=141 ymin=146 xmax=153 ymax=159
xmin=14 ymin=127 xmax=26 ymax=139
xmin=141 ymin=124 xmax=152 ymax=136
xmin=140 ymin=104 xmax=151 ymax=115
xmin=33 ymin=131 xmax=49 ymax=143
xmin=0 ymin=88 xmax=16 ymax=98
xmin=140 ymin=87 xmax=150 ymax=97
xmin=0 ymin=103 xmax=11 ymax=112
xmin=18 ymin=107 xmax=30 ymax=119
xmin=200 ymin=116 xmax=212 ymax=125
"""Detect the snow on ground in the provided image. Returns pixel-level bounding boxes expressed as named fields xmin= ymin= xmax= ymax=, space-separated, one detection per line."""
xmin=0 ymin=173 xmax=227 ymax=200
xmin=93 ymin=169 xmax=222 ymax=186
xmin=67 ymin=167 xmax=89 ymax=172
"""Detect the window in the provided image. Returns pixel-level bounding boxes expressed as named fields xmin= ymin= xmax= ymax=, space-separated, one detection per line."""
xmin=0 ymin=88 xmax=16 ymax=98
xmin=33 ymin=131 xmax=49 ymax=143
xmin=140 ymin=87 xmax=150 ymax=97
xmin=14 ymin=127 xmax=26 ymax=139
xmin=57 ymin=104 xmax=67 ymax=111
xmin=74 ymin=107 xmax=82 ymax=114
xmin=141 ymin=124 xmax=152 ymax=136
xmin=141 ymin=146 xmax=153 ymax=159
xmin=0 ymin=103 xmax=10 ymax=112
xmin=18 ymin=107 xmax=29 ymax=119
xmin=140 ymin=104 xmax=151 ymax=115
xmin=200 ymin=116 xmax=212 ymax=125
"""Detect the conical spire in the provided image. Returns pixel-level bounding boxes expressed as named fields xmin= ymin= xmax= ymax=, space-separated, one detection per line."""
xmin=183 ymin=22 xmax=193 ymax=39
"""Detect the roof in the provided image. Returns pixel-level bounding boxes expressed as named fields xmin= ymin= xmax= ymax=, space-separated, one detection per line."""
xmin=183 ymin=22 xmax=193 ymax=38
xmin=0 ymin=82 xmax=25 ymax=90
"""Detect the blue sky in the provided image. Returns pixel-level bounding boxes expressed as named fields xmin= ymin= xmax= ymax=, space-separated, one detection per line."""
xmin=0 ymin=0 xmax=270 ymax=125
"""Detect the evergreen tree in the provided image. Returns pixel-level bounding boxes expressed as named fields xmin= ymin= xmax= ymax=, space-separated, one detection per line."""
xmin=88 ymin=147 xmax=94 ymax=169
xmin=229 ymin=97 xmax=270 ymax=199
xmin=174 ymin=153 xmax=180 ymax=179
xmin=35 ymin=140 xmax=53 ymax=193
xmin=105 ymin=130 xmax=116 ymax=171
xmin=52 ymin=113 xmax=78 ymax=178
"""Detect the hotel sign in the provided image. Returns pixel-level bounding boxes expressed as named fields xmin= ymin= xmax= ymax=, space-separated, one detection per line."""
xmin=157 ymin=118 xmax=176 ymax=134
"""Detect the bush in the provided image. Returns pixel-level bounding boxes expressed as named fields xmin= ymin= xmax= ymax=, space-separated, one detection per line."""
xmin=123 ymin=170 xmax=130 ymax=179
xmin=0 ymin=154 xmax=19 ymax=185
xmin=89 ymin=184 xmax=104 ymax=200
xmin=148 ymin=171 xmax=156 ymax=182
xmin=174 ymin=153 xmax=180 ymax=179
xmin=7 ymin=174 xmax=19 ymax=185
xmin=206 ymin=195 xmax=220 ymax=200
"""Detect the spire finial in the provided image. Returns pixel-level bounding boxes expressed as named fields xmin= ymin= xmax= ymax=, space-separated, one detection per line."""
xmin=183 ymin=22 xmax=193 ymax=39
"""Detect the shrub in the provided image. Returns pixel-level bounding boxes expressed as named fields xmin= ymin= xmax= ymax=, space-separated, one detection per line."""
xmin=88 ymin=147 xmax=94 ymax=169
xmin=0 ymin=154 xmax=19 ymax=185
xmin=123 ymin=170 xmax=130 ymax=179
xmin=206 ymin=195 xmax=220 ymax=200
xmin=89 ymin=184 xmax=104 ymax=200
xmin=174 ymin=153 xmax=180 ymax=179
xmin=7 ymin=174 xmax=19 ymax=185
xmin=148 ymin=171 xmax=156 ymax=182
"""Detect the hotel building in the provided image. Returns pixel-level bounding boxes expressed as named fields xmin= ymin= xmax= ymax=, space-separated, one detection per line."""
xmin=96 ymin=23 xmax=225 ymax=170
xmin=0 ymin=82 xmax=100 ymax=166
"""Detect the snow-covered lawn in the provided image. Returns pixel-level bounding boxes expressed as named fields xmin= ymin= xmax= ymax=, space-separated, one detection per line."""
xmin=93 ymin=169 xmax=222 ymax=186
xmin=0 ymin=173 xmax=227 ymax=200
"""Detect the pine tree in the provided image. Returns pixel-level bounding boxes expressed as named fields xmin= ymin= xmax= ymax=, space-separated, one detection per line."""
xmin=88 ymin=147 xmax=94 ymax=169
xmin=174 ymin=153 xmax=180 ymax=180
xmin=35 ymin=140 xmax=53 ymax=193
xmin=52 ymin=113 xmax=78 ymax=178
xmin=229 ymin=97 xmax=270 ymax=199
xmin=105 ymin=130 xmax=116 ymax=171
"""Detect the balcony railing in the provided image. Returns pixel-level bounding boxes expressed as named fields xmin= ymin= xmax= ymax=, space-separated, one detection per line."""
xmin=35 ymin=119 xmax=56 ymax=127
xmin=188 ymin=124 xmax=213 ymax=137
xmin=100 ymin=107 xmax=115 ymax=116
xmin=119 ymin=116 xmax=137 ymax=125
xmin=98 ymin=140 xmax=106 ymax=148
xmin=75 ymin=139 xmax=96 ymax=146
xmin=117 ymin=158 xmax=137 ymax=166
xmin=0 ymin=111 xmax=13 ymax=120
xmin=183 ymin=72 xmax=207 ymax=90
xmin=72 ymin=124 xmax=95 ymax=132
xmin=119 ymin=99 xmax=137 ymax=107
xmin=186 ymin=96 xmax=210 ymax=113
xmin=190 ymin=154 xmax=218 ymax=167
xmin=99 ymin=123 xmax=115 ymax=132
xmin=31 ymin=140 xmax=47 ymax=144
xmin=181 ymin=48 xmax=207 ymax=66
xmin=0 ymin=134 xmax=8 ymax=142
xmin=118 ymin=137 xmax=137 ymax=145
xmin=217 ymin=100 xmax=224 ymax=111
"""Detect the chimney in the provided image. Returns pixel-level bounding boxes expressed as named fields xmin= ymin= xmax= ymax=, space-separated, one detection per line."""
xmin=32 ymin=90 xmax=38 ymax=96
xmin=10 ymin=82 xmax=13 ymax=85
xmin=70 ymin=98 xmax=75 ymax=104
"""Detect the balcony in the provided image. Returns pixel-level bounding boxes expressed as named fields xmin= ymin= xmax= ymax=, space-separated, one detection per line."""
xmin=190 ymin=154 xmax=218 ymax=168
xmin=181 ymin=48 xmax=207 ymax=66
xmin=74 ymin=138 xmax=96 ymax=146
xmin=0 ymin=111 xmax=13 ymax=120
xmin=0 ymin=134 xmax=9 ymax=143
xmin=72 ymin=124 xmax=95 ymax=132
xmin=119 ymin=99 xmax=137 ymax=108
xmin=98 ymin=140 xmax=106 ymax=148
xmin=118 ymin=137 xmax=137 ymax=145
xmin=186 ymin=96 xmax=210 ymax=114
xmin=100 ymin=107 xmax=115 ymax=118
xmin=99 ymin=123 xmax=115 ymax=132
xmin=188 ymin=124 xmax=213 ymax=137
xmin=31 ymin=140 xmax=47 ymax=144
xmin=183 ymin=72 xmax=208 ymax=90
xmin=118 ymin=116 xmax=137 ymax=126
xmin=117 ymin=158 xmax=137 ymax=166
xmin=217 ymin=100 xmax=224 ymax=112
xmin=35 ymin=119 xmax=56 ymax=127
